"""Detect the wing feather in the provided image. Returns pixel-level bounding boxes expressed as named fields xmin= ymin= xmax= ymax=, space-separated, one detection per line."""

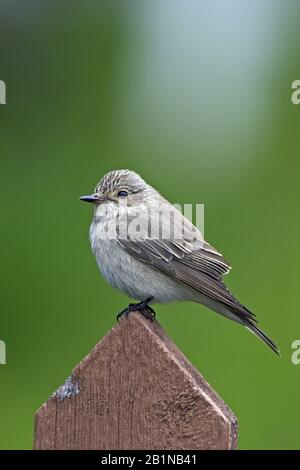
xmin=117 ymin=204 xmax=256 ymax=322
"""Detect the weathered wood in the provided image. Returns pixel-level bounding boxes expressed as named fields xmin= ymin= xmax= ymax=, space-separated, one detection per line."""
xmin=34 ymin=312 xmax=237 ymax=450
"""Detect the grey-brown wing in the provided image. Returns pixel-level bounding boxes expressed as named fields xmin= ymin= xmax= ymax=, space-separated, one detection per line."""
xmin=117 ymin=201 xmax=258 ymax=322
xmin=117 ymin=205 xmax=231 ymax=279
xmin=117 ymin=236 xmax=255 ymax=322
xmin=118 ymin=237 xmax=230 ymax=279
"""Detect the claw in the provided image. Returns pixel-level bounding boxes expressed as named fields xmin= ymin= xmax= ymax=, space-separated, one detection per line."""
xmin=116 ymin=296 xmax=156 ymax=322
xmin=140 ymin=307 xmax=155 ymax=322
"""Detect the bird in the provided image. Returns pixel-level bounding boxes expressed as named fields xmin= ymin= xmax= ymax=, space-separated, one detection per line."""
xmin=80 ymin=169 xmax=279 ymax=355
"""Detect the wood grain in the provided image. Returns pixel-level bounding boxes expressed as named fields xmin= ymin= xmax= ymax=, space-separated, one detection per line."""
xmin=34 ymin=312 xmax=237 ymax=450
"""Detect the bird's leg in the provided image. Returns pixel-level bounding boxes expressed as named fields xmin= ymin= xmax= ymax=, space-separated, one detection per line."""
xmin=117 ymin=296 xmax=156 ymax=322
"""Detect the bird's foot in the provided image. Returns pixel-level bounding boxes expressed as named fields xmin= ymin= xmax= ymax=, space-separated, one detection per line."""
xmin=117 ymin=296 xmax=156 ymax=322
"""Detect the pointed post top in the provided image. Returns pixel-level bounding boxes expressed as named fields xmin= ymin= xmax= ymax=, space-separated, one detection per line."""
xmin=34 ymin=312 xmax=237 ymax=450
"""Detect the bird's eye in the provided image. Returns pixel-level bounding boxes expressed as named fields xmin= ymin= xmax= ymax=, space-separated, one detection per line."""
xmin=118 ymin=190 xmax=128 ymax=198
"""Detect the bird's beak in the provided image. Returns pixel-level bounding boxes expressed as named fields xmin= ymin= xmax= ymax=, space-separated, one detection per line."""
xmin=80 ymin=194 xmax=108 ymax=204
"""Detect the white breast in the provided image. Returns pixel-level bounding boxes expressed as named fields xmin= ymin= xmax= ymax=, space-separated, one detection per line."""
xmin=89 ymin=208 xmax=196 ymax=304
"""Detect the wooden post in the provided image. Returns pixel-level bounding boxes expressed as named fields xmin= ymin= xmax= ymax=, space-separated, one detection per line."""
xmin=34 ymin=312 xmax=237 ymax=450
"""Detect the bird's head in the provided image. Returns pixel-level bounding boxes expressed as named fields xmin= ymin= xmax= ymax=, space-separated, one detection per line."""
xmin=80 ymin=169 xmax=156 ymax=213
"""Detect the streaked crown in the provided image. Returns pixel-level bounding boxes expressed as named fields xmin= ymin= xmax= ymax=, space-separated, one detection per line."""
xmin=95 ymin=169 xmax=147 ymax=194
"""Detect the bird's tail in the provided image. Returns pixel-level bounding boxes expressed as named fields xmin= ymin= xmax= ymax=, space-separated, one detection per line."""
xmin=221 ymin=304 xmax=280 ymax=355
xmin=179 ymin=264 xmax=280 ymax=354
xmin=204 ymin=296 xmax=280 ymax=355
xmin=244 ymin=320 xmax=280 ymax=356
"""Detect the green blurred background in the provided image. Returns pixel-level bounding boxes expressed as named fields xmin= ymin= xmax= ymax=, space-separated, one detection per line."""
xmin=0 ymin=0 xmax=299 ymax=449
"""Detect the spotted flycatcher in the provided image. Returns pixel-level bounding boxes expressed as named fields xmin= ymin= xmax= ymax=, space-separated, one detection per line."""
xmin=80 ymin=169 xmax=279 ymax=355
